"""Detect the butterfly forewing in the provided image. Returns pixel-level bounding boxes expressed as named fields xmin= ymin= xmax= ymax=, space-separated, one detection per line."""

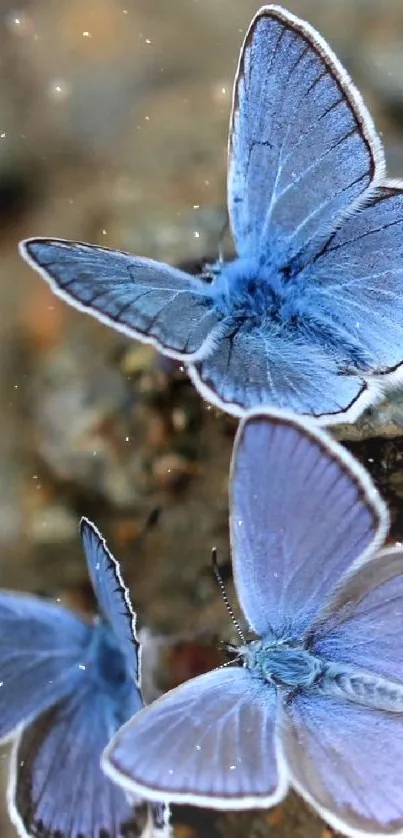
xmin=9 ymin=681 xmax=138 ymax=838
xmin=20 ymin=239 xmax=220 ymax=361
xmin=80 ymin=517 xmax=141 ymax=685
xmin=230 ymin=410 xmax=387 ymax=637
xmin=228 ymin=5 xmax=383 ymax=264
xmin=103 ymin=667 xmax=287 ymax=810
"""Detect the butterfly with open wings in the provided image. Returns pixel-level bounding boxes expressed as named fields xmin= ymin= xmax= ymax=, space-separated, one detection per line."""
xmin=19 ymin=5 xmax=403 ymax=424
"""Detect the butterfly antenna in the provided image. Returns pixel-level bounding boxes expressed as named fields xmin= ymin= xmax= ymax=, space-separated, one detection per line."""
xmin=133 ymin=506 xmax=162 ymax=547
xmin=211 ymin=547 xmax=246 ymax=644
xmin=143 ymin=505 xmax=161 ymax=534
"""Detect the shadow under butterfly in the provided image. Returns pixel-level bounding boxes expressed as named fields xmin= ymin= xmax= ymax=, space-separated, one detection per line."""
xmin=0 ymin=518 xmax=171 ymax=838
xmin=18 ymin=4 xmax=403 ymax=424
xmin=104 ymin=407 xmax=403 ymax=838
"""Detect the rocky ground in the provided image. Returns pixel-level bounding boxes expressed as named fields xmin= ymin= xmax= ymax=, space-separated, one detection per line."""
xmin=1 ymin=1 xmax=403 ymax=836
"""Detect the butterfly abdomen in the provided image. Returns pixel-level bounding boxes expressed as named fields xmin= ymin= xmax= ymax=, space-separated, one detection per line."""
xmin=319 ymin=662 xmax=403 ymax=712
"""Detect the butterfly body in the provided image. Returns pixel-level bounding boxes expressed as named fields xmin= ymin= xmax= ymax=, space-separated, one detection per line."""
xmin=319 ymin=662 xmax=403 ymax=713
xmin=211 ymin=255 xmax=371 ymax=369
xmin=211 ymin=257 xmax=302 ymax=325
xmin=86 ymin=620 xmax=139 ymax=703
xmin=242 ymin=636 xmax=324 ymax=689
xmin=237 ymin=632 xmax=403 ymax=710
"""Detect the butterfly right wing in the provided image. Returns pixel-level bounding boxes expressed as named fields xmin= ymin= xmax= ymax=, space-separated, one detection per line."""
xmin=103 ymin=666 xmax=287 ymax=810
xmin=308 ymin=545 xmax=403 ymax=685
xmin=228 ymin=6 xmax=383 ymax=265
xmin=20 ymin=239 xmax=222 ymax=361
xmin=281 ymin=689 xmax=403 ymax=837
xmin=0 ymin=592 xmax=91 ymax=740
xmin=279 ymin=549 xmax=403 ymax=835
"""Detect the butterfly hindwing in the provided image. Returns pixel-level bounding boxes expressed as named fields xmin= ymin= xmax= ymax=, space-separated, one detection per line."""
xmin=309 ymin=546 xmax=403 ymax=685
xmin=188 ymin=323 xmax=371 ymax=420
xmin=282 ymin=690 xmax=403 ymax=836
xmin=9 ymin=680 xmax=138 ymax=838
xmin=281 ymin=545 xmax=403 ymax=835
xmin=301 ymin=185 xmax=403 ymax=380
xmin=228 ymin=6 xmax=383 ymax=264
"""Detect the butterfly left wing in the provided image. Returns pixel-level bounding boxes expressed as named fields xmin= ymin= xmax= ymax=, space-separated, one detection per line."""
xmin=228 ymin=6 xmax=383 ymax=264
xmin=80 ymin=518 xmax=141 ymax=686
xmin=281 ymin=690 xmax=403 ymax=837
xmin=103 ymin=667 xmax=287 ymax=810
xmin=19 ymin=239 xmax=220 ymax=361
xmin=9 ymin=678 xmax=138 ymax=838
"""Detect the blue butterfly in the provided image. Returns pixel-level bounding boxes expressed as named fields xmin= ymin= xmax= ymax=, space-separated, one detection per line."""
xmin=18 ymin=5 xmax=403 ymax=424
xmin=103 ymin=408 xmax=403 ymax=837
xmin=1 ymin=517 xmax=170 ymax=838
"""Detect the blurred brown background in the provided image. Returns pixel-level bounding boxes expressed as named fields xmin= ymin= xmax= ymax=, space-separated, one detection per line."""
xmin=1 ymin=1 xmax=403 ymax=836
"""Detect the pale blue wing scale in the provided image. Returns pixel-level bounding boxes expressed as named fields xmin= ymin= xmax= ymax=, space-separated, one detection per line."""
xmin=309 ymin=546 xmax=403 ymax=684
xmin=228 ymin=6 xmax=383 ymax=263
xmin=103 ymin=667 xmax=286 ymax=810
xmin=80 ymin=518 xmax=140 ymax=685
xmin=9 ymin=679 xmax=137 ymax=838
xmin=188 ymin=324 xmax=367 ymax=418
xmin=230 ymin=411 xmax=387 ymax=638
xmin=20 ymin=239 xmax=220 ymax=360
xmin=282 ymin=691 xmax=403 ymax=835
xmin=0 ymin=592 xmax=91 ymax=739
xmin=302 ymin=186 xmax=403 ymax=374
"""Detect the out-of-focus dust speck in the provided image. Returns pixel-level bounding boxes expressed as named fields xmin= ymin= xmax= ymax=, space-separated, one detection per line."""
xmin=5 ymin=10 xmax=34 ymax=37
xmin=48 ymin=80 xmax=72 ymax=102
